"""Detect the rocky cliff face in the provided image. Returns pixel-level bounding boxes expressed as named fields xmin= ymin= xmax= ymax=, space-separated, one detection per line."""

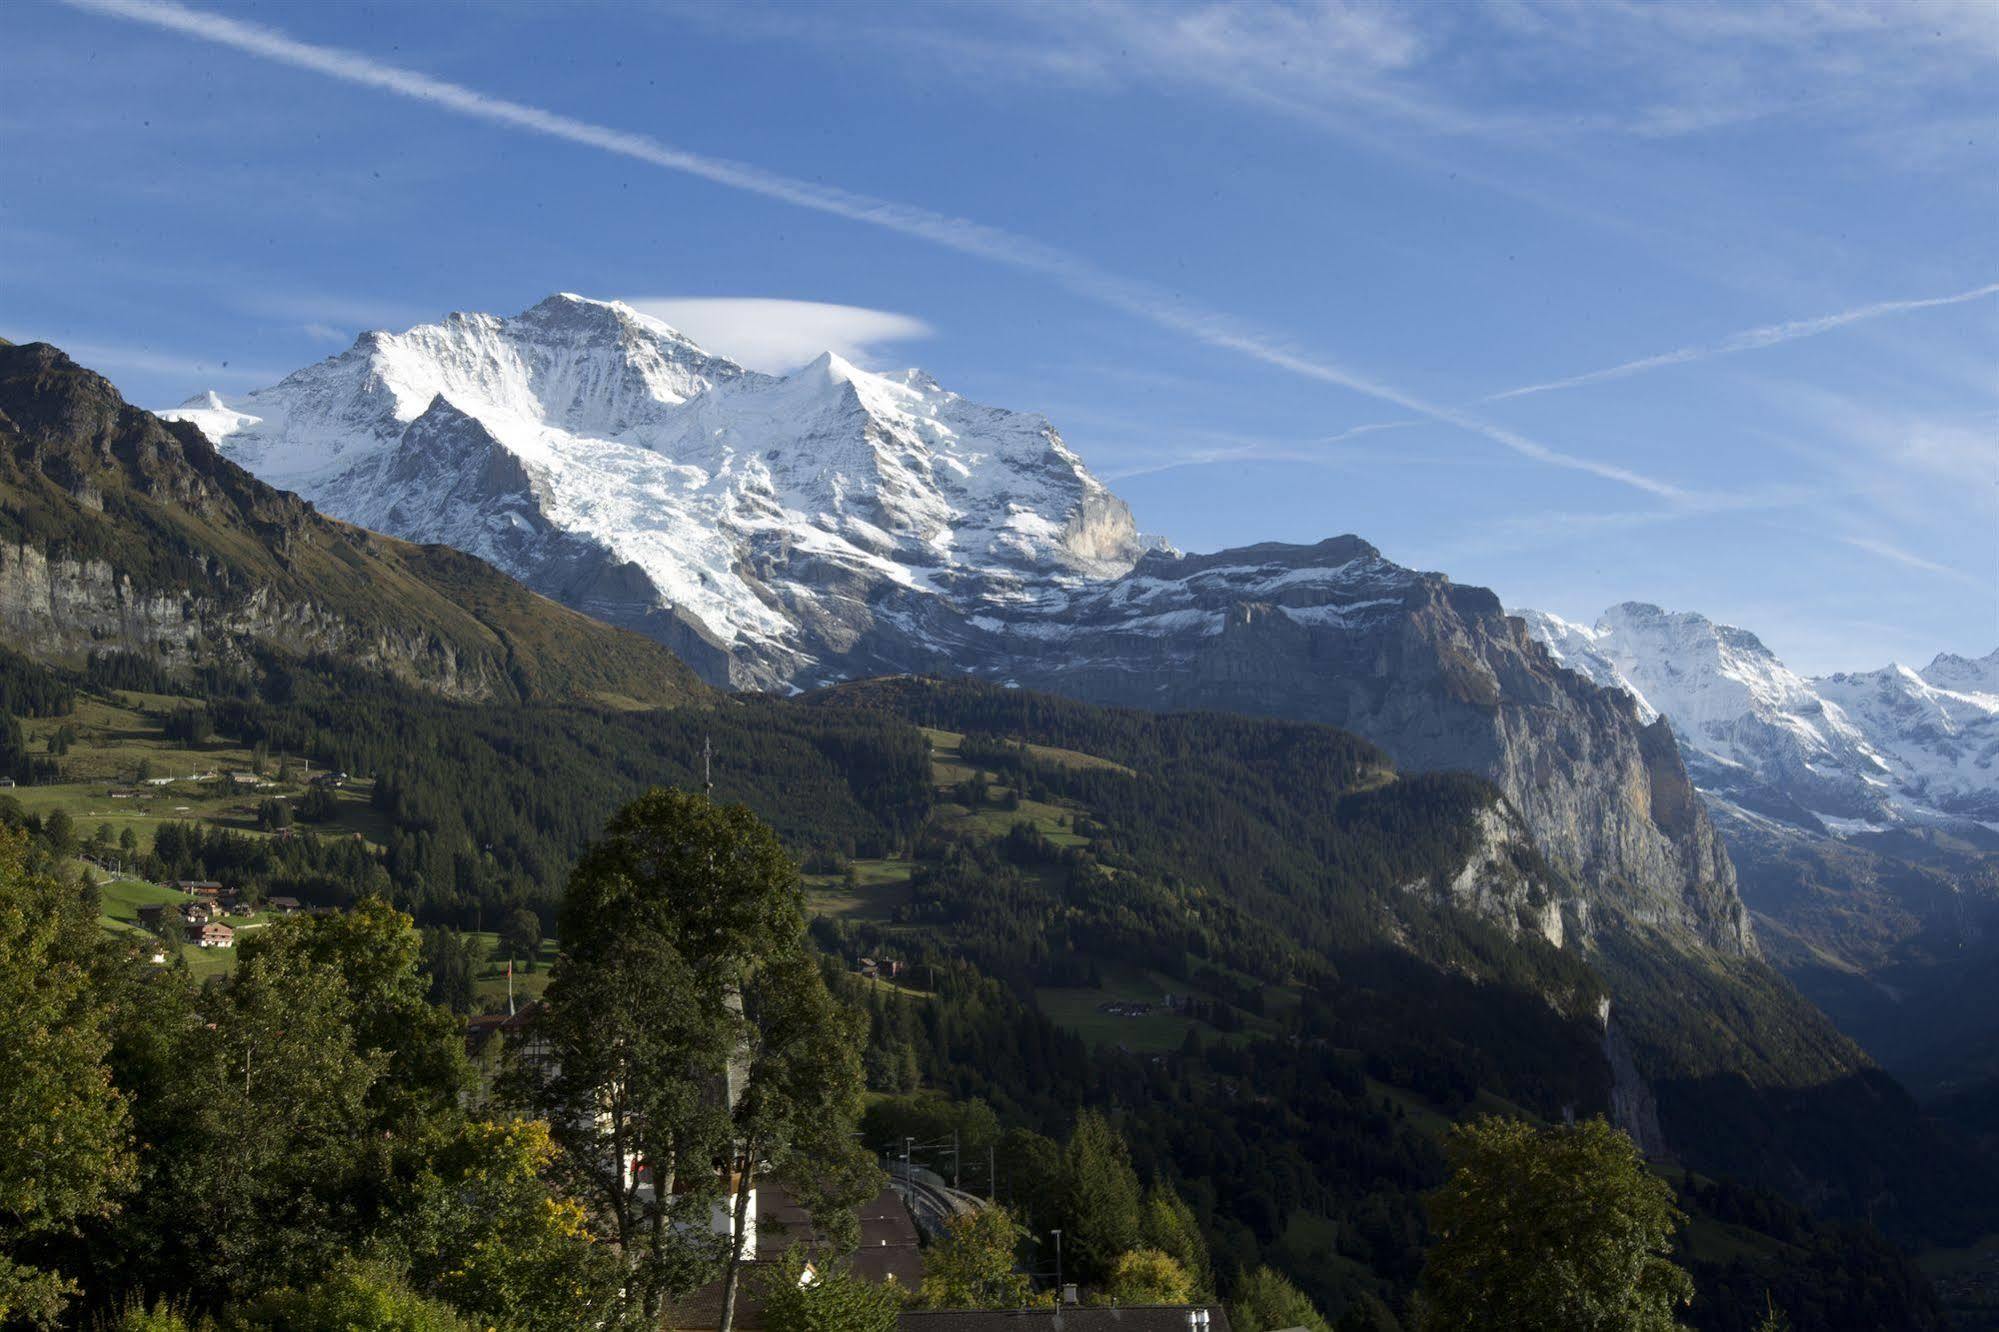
xmin=1411 ymin=798 xmax=1576 ymax=950
xmin=987 ymin=539 xmax=1753 ymax=954
xmin=1515 ymin=600 xmax=1999 ymax=1088
xmin=0 ymin=540 xmax=491 ymax=696
xmin=0 ymin=340 xmax=706 ymax=708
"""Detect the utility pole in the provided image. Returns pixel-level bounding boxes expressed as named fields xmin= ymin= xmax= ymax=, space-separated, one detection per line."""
xmin=703 ymin=735 xmax=714 ymax=795
xmin=1051 ymin=1229 xmax=1063 ymax=1298
xmin=989 ymin=1143 xmax=996 ymax=1203
xmin=952 ymin=1129 xmax=960 ymax=1190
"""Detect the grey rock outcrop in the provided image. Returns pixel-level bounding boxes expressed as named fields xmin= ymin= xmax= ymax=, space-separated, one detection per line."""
xmin=985 ymin=538 xmax=1753 ymax=955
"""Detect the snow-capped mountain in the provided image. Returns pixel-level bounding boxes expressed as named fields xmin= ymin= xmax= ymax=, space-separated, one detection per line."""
xmin=166 ymin=295 xmax=1750 ymax=954
xmin=1516 ymin=603 xmax=1999 ymax=830
xmin=164 ymin=294 xmax=1144 ymax=687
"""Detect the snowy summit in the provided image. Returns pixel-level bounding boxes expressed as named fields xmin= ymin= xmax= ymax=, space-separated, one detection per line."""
xmin=164 ymin=294 xmax=1144 ymax=688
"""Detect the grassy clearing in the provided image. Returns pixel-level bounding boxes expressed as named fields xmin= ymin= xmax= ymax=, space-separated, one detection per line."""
xmin=92 ymin=875 xmax=266 ymax=979
xmin=921 ymin=726 xmax=1133 ymax=779
xmin=1031 ymin=963 xmax=1236 ymax=1053
xmin=9 ymin=692 xmax=385 ymax=851
xmin=804 ymin=858 xmax=915 ymax=922
xmin=466 ymin=931 xmax=559 ymax=1009
xmin=920 ymin=728 xmax=1094 ymax=851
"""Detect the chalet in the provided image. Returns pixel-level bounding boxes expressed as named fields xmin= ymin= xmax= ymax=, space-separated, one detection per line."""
xmin=266 ymin=896 xmax=301 ymax=914
xmin=192 ymin=922 xmax=234 ymax=949
xmin=174 ymin=880 xmax=225 ymax=898
xmin=227 ymin=771 xmax=269 ymax=788
xmin=0 ymin=776 xmax=14 ymax=789
xmin=464 ymin=1003 xmax=545 ymax=1059
xmin=144 ymin=775 xmax=177 ymax=786
xmin=137 ymin=903 xmax=169 ymax=928
xmin=180 ymin=903 xmax=212 ymax=926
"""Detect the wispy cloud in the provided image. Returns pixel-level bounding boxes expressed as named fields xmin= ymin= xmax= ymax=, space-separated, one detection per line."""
xmin=1488 ymin=281 xmax=1999 ymax=401
xmin=687 ymin=0 xmax=1999 ymax=147
xmin=626 ymin=298 xmax=931 ymax=373
xmin=0 ymin=332 xmax=282 ymax=386
xmin=1840 ymin=535 xmax=1982 ymax=585
xmin=64 ymin=0 xmax=1678 ymax=498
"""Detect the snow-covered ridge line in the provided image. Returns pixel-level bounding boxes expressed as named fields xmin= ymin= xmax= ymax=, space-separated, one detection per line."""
xmin=1514 ymin=601 xmax=1999 ymax=830
xmin=164 ymin=293 xmax=1147 ymax=689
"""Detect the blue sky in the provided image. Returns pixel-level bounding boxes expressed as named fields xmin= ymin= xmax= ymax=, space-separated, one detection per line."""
xmin=2 ymin=0 xmax=1993 ymax=673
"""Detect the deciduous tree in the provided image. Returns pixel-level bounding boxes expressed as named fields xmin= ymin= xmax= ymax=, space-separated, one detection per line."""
xmin=1418 ymin=1116 xmax=1693 ymax=1332
xmin=0 ymin=829 xmax=133 ymax=1327
xmin=915 ymin=1207 xmax=1033 ymax=1309
xmin=1104 ymin=1248 xmax=1194 ymax=1304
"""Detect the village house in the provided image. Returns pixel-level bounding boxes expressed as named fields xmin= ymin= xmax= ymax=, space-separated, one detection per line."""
xmin=0 ymin=776 xmax=15 ymax=789
xmin=174 ymin=879 xmax=225 ymax=898
xmin=192 ymin=922 xmax=234 ymax=949
xmin=266 ymin=896 xmax=302 ymax=914
xmin=180 ymin=902 xmax=213 ymax=927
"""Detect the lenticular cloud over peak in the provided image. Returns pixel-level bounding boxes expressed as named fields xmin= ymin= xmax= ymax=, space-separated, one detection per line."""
xmin=624 ymin=297 xmax=933 ymax=374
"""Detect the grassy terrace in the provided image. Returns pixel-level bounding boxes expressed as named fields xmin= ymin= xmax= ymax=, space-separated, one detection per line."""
xmin=94 ymin=874 xmax=271 ymax=981
xmin=10 ymin=690 xmax=386 ymax=847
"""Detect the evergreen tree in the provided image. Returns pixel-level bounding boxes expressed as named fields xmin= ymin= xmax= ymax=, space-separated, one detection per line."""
xmin=1230 ymin=1266 xmax=1333 ymax=1332
xmin=1141 ymin=1178 xmax=1212 ymax=1297
xmin=501 ymin=906 xmax=543 ymax=973
xmin=43 ymin=808 xmax=75 ymax=857
xmin=1059 ymin=1109 xmax=1143 ymax=1284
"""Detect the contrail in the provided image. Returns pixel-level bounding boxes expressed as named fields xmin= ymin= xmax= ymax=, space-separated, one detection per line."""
xmin=62 ymin=0 xmax=1682 ymax=499
xmin=1488 ymin=282 xmax=1999 ymax=402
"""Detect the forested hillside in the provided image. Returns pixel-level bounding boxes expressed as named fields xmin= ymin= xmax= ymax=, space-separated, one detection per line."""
xmin=1 ymin=346 xmax=1989 ymax=1329
xmin=1 ymin=641 xmax=1982 ymax=1327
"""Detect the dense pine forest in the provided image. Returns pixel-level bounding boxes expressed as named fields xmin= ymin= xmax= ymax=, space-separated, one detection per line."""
xmin=1 ymin=640 xmax=1983 ymax=1329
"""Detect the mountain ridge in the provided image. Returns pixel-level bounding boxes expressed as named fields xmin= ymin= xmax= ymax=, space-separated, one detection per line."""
xmin=162 ymin=296 xmax=1751 ymax=961
xmin=0 ymin=339 xmax=709 ymax=709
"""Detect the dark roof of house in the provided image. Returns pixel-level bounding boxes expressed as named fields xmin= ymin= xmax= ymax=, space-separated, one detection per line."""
xmin=900 ymin=1310 xmax=1231 ymax=1332
xmin=664 ymin=1184 xmax=924 ymax=1330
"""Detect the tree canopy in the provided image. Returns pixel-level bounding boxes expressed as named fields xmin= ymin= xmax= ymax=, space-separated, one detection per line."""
xmin=1419 ymin=1116 xmax=1694 ymax=1332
